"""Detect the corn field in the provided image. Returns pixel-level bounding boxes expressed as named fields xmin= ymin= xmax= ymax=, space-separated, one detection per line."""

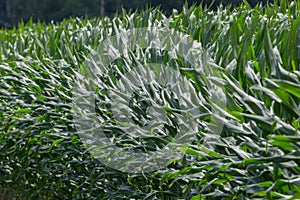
xmin=0 ymin=1 xmax=300 ymax=199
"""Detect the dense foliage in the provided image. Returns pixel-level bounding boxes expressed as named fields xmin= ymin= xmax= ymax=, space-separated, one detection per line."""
xmin=0 ymin=0 xmax=272 ymax=26
xmin=0 ymin=1 xmax=300 ymax=199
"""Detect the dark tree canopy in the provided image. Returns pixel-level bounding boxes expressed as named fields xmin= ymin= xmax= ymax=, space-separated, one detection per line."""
xmin=0 ymin=0 xmax=274 ymax=26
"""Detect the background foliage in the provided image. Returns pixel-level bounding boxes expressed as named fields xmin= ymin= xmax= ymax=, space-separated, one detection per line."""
xmin=0 ymin=0 xmax=274 ymax=26
xmin=0 ymin=0 xmax=300 ymax=199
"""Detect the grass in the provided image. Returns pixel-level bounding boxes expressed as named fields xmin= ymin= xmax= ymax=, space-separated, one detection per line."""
xmin=0 ymin=0 xmax=299 ymax=199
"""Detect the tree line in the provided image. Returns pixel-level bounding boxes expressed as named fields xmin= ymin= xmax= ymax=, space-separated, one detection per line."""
xmin=0 ymin=0 xmax=272 ymax=28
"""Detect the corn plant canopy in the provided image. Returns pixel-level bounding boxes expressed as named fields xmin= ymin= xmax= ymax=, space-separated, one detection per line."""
xmin=0 ymin=1 xmax=300 ymax=199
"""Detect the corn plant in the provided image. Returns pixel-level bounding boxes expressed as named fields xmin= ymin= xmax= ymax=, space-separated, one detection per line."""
xmin=0 ymin=1 xmax=300 ymax=199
